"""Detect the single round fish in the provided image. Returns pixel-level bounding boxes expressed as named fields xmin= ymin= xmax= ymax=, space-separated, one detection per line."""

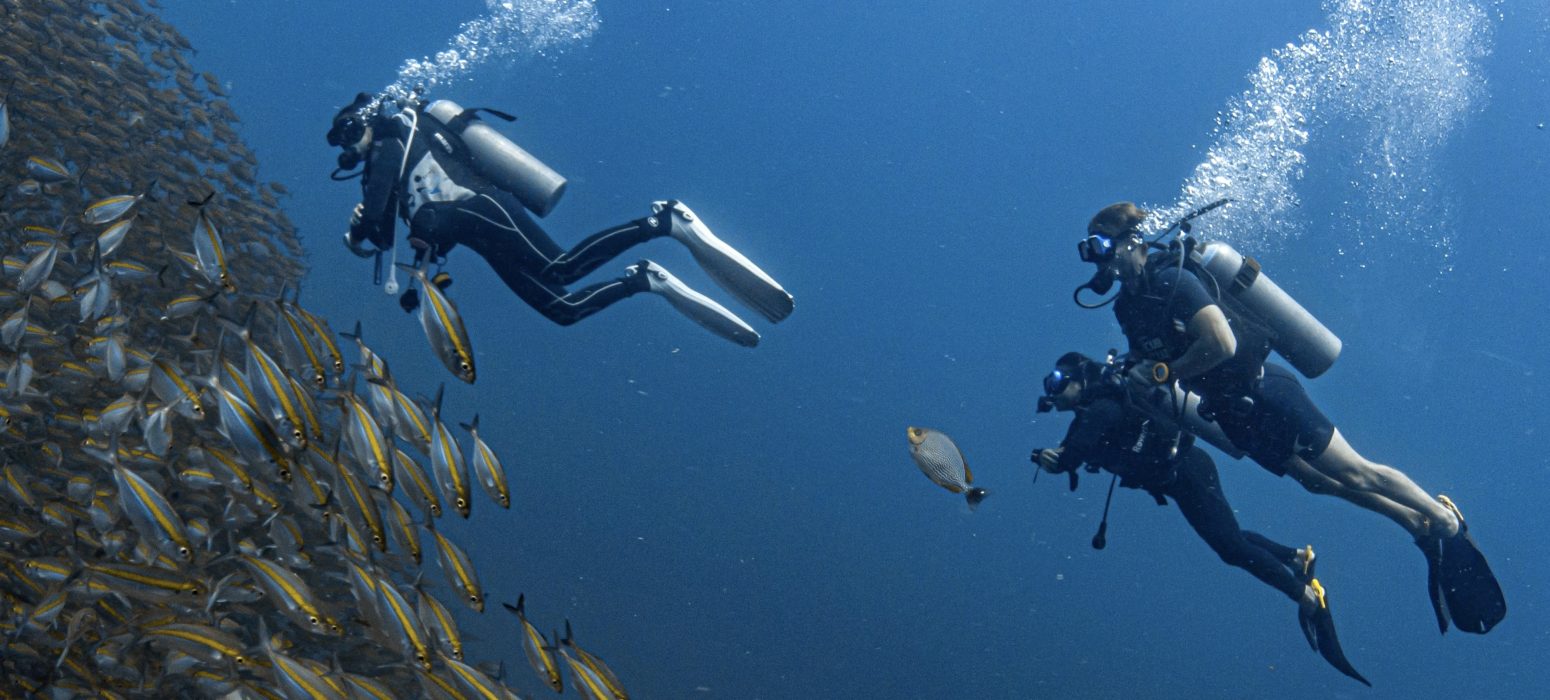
xmin=906 ymin=426 xmax=987 ymax=509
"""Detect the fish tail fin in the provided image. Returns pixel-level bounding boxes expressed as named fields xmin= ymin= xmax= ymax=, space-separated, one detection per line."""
xmin=965 ymin=487 xmax=988 ymax=511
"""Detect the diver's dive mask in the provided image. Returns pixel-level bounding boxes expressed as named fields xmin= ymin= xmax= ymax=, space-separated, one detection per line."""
xmin=327 ymin=92 xmax=376 ymax=179
xmin=1072 ymin=232 xmax=1132 ymax=305
xmin=326 ymin=114 xmax=365 ymax=149
xmin=1077 ymin=233 xmax=1116 ymax=264
xmin=327 ymin=92 xmax=375 ymax=145
xmin=1036 ymin=369 xmax=1073 ymax=413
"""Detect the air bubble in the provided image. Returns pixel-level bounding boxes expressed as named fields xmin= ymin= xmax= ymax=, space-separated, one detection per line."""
xmin=1145 ymin=0 xmax=1488 ymax=261
xmin=369 ymin=0 xmax=600 ymax=113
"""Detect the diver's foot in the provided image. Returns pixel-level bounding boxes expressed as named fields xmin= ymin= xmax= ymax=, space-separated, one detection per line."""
xmin=1294 ymin=545 xmax=1317 ymax=582
xmin=1432 ymin=495 xmax=1507 ymax=634
xmin=653 ymin=200 xmax=794 ymax=324
xmin=1296 ymin=578 xmax=1372 ymax=687
xmin=626 ymin=260 xmax=759 ymax=348
xmin=1427 ymin=493 xmax=1462 ymax=539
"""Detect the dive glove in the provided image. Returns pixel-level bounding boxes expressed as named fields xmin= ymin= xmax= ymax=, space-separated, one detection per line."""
xmin=343 ymin=230 xmax=375 ymax=258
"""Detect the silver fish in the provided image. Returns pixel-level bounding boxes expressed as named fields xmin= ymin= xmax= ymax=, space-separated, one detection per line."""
xmin=397 ymin=264 xmax=476 ymax=384
xmin=83 ymin=190 xmax=150 ymax=225
xmin=188 ymin=194 xmax=234 ymax=292
xmin=96 ymin=218 xmax=134 ymax=257
xmin=460 ymin=415 xmax=509 ymax=509
xmin=17 ymin=243 xmax=58 ymax=294
xmin=112 ymin=463 xmax=195 ymax=564
xmin=906 ymin=426 xmax=987 ymax=509
xmin=25 ymin=156 xmax=70 ymax=183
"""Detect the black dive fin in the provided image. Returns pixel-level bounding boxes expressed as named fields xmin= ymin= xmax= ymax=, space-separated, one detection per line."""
xmin=1417 ymin=536 xmax=1450 ymax=634
xmin=1298 ymin=584 xmax=1372 ymax=687
xmin=1438 ymin=525 xmax=1506 ymax=634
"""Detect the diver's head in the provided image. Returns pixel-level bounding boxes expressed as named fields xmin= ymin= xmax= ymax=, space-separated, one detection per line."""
xmin=1079 ymin=202 xmax=1149 ymax=292
xmin=327 ymin=92 xmax=377 ymax=169
xmin=1038 ymin=352 xmax=1099 ymax=412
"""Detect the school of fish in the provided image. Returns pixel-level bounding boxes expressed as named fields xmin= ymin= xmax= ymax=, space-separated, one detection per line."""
xmin=0 ymin=1 xmax=626 ymax=697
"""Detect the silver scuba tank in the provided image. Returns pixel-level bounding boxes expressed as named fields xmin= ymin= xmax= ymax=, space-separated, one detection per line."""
xmin=423 ymin=99 xmax=567 ymax=218
xmin=1134 ymin=382 xmax=1246 ymax=459
xmin=1193 ymin=241 xmax=1342 ymax=379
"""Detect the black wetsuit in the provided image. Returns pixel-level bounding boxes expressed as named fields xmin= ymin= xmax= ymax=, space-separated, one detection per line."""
xmin=348 ymin=106 xmax=664 ymax=325
xmin=1114 ymin=256 xmax=1335 ymax=473
xmin=1055 ymin=393 xmax=1305 ymax=602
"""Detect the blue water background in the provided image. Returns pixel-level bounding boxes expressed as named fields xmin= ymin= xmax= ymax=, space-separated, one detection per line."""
xmin=160 ymin=2 xmax=1549 ymax=697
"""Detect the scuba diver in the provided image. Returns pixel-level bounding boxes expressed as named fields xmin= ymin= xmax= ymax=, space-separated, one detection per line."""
xmin=1071 ymin=201 xmax=1505 ymax=636
xmin=1033 ymin=351 xmax=1367 ymax=685
xmin=326 ymin=92 xmax=794 ymax=347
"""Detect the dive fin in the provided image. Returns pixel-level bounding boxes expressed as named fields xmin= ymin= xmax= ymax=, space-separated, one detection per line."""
xmin=1297 ymin=579 xmax=1371 ymax=687
xmin=1435 ymin=496 xmax=1506 ymax=634
xmin=629 ymin=260 xmax=759 ymax=348
xmin=655 ymin=200 xmax=794 ymax=323
xmin=1416 ymin=535 xmax=1450 ymax=634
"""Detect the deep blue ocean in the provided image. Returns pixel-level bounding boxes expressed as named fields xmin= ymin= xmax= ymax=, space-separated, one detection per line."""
xmin=159 ymin=1 xmax=1549 ymax=697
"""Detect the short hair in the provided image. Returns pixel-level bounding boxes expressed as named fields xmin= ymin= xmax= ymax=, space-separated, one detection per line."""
xmin=1087 ymin=202 xmax=1148 ymax=238
xmin=1055 ymin=351 xmax=1094 ymax=373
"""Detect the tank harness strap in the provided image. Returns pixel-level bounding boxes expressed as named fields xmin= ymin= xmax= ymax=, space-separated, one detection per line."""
xmin=1232 ymin=255 xmax=1261 ymax=294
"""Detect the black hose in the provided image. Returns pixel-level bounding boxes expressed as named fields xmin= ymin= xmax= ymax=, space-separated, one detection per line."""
xmin=1092 ymin=474 xmax=1119 ymax=550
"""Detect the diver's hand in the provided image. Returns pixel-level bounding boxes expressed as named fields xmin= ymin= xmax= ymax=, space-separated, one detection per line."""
xmin=349 ymin=202 xmax=365 ymax=228
xmin=1035 ymin=447 xmax=1064 ymax=473
xmin=342 ymin=230 xmax=375 ymax=259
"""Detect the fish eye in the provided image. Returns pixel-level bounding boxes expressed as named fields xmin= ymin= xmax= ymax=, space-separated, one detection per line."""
xmin=469 ymin=594 xmax=479 ymax=604
xmin=456 ymin=498 xmax=466 ymax=509
xmin=308 ymin=615 xmax=319 ymax=626
xmin=279 ymin=470 xmax=292 ymax=482
xmin=234 ymin=655 xmax=246 ymax=665
xmin=178 ymin=547 xmax=191 ymax=559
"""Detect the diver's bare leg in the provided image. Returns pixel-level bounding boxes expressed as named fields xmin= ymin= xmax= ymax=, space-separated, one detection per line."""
xmin=1301 ymin=429 xmax=1458 ymax=537
xmin=1283 ymin=458 xmax=1428 ymax=536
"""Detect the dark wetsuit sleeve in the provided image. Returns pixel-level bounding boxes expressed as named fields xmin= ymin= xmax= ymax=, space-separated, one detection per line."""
xmin=1057 ymin=399 xmax=1121 ymax=472
xmin=350 ymin=138 xmax=402 ymax=250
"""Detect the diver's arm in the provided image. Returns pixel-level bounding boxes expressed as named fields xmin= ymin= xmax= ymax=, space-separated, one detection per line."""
xmin=349 ymin=139 xmax=402 ymax=249
xmin=1166 ymin=304 xmax=1237 ymax=381
xmin=1053 ymin=402 xmax=1119 ymax=473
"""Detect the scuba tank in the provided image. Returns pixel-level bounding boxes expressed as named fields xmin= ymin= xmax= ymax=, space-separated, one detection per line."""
xmin=1133 ymin=381 xmax=1246 ymax=459
xmin=1191 ymin=241 xmax=1342 ymax=379
xmin=422 ymin=100 xmax=567 ymax=218
xmin=1088 ymin=350 xmax=1247 ymax=459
